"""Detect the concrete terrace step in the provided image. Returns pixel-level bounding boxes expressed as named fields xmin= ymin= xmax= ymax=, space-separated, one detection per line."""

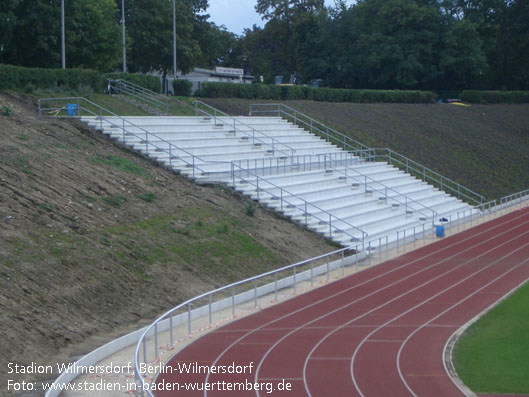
xmin=80 ymin=114 xmax=478 ymax=249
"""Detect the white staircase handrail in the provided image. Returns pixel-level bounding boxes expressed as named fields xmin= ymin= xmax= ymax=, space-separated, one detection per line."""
xmin=107 ymin=79 xmax=169 ymax=114
xmin=38 ymin=97 xmax=211 ymax=178
xmin=193 ymin=100 xmax=297 ymax=158
xmin=249 ymin=103 xmax=486 ymax=206
xmin=229 ymin=161 xmax=369 ymax=243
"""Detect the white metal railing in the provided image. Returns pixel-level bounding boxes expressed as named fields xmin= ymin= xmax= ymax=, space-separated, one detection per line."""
xmin=38 ymin=97 xmax=210 ymax=179
xmin=249 ymin=103 xmax=486 ymax=206
xmin=193 ymin=100 xmax=296 ymax=157
xmin=229 ymin=161 xmax=369 ymax=243
xmin=132 ymin=189 xmax=529 ymax=396
xmin=226 ymin=152 xmax=438 ymax=225
xmin=107 ymin=79 xmax=170 ymax=114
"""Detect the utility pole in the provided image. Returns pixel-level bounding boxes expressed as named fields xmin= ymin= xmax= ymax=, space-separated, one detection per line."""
xmin=122 ymin=0 xmax=126 ymax=72
xmin=61 ymin=0 xmax=65 ymax=69
xmin=172 ymin=0 xmax=177 ymax=78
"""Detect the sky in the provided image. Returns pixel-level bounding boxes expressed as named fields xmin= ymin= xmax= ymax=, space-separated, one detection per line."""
xmin=206 ymin=0 xmax=353 ymax=36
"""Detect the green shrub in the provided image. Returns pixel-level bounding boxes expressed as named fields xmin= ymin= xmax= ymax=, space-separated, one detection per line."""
xmin=136 ymin=192 xmax=156 ymax=202
xmin=104 ymin=72 xmax=162 ymax=93
xmin=460 ymin=90 xmax=529 ymax=104
xmin=198 ymin=82 xmax=436 ymax=104
xmin=244 ymin=201 xmax=256 ymax=217
xmin=103 ymin=195 xmax=128 ymax=207
xmin=172 ymin=79 xmax=192 ymax=96
xmin=0 ymin=65 xmax=103 ymax=92
xmin=1 ymin=106 xmax=14 ymax=117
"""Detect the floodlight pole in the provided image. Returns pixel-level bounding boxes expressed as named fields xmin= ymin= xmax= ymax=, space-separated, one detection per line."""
xmin=172 ymin=0 xmax=177 ymax=78
xmin=61 ymin=0 xmax=65 ymax=69
xmin=122 ymin=0 xmax=126 ymax=72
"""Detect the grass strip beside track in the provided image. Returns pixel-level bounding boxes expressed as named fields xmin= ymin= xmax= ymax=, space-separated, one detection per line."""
xmin=454 ymin=279 xmax=529 ymax=394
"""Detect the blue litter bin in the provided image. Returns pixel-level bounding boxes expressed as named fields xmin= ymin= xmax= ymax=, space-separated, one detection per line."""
xmin=66 ymin=103 xmax=77 ymax=116
xmin=436 ymin=225 xmax=445 ymax=238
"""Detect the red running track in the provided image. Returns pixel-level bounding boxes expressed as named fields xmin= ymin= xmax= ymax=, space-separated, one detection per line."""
xmin=155 ymin=208 xmax=529 ymax=397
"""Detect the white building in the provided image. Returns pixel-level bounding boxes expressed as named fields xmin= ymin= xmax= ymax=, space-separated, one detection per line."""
xmin=175 ymin=67 xmax=255 ymax=94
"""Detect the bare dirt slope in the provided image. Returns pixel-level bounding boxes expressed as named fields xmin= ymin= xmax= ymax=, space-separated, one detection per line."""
xmin=0 ymin=93 xmax=336 ymax=391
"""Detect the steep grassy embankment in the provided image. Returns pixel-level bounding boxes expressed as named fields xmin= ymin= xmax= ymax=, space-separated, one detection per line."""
xmin=204 ymin=98 xmax=529 ymax=200
xmin=0 ymin=93 xmax=336 ymax=391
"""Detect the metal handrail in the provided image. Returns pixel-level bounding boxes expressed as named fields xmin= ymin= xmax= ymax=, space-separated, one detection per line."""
xmin=38 ymin=97 xmax=210 ymax=178
xmin=107 ymin=79 xmax=169 ymax=114
xmin=249 ymin=103 xmax=486 ymax=206
xmin=133 ymin=243 xmax=361 ymax=396
xmin=229 ymin=152 xmax=437 ymax=223
xmin=110 ymin=78 xmax=165 ymax=101
xmin=132 ymin=187 xmax=529 ymax=396
xmin=373 ymin=148 xmax=485 ymax=205
xmin=320 ymin=153 xmax=438 ymax=222
xmin=193 ymin=100 xmax=297 ymax=158
xmin=230 ymin=161 xmax=369 ymax=243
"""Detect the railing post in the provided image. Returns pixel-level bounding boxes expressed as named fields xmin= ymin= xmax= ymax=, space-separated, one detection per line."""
xmin=232 ymin=286 xmax=235 ymax=316
xmin=154 ymin=323 xmax=158 ymax=361
xmin=274 ymin=272 xmax=278 ymax=301
xmin=326 ymin=256 xmax=330 ymax=281
xmin=208 ymin=293 xmax=212 ymax=327
xmin=254 ymin=279 xmax=257 ymax=308
xmin=187 ymin=303 xmax=191 ymax=336
xmin=169 ymin=313 xmax=174 ymax=347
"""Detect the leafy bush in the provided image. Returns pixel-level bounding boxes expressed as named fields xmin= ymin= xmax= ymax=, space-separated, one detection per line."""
xmin=460 ymin=90 xmax=529 ymax=104
xmin=197 ymin=82 xmax=436 ymax=104
xmin=104 ymin=72 xmax=162 ymax=93
xmin=1 ymin=106 xmax=14 ymax=117
xmin=244 ymin=201 xmax=256 ymax=217
xmin=172 ymin=79 xmax=192 ymax=96
xmin=136 ymin=192 xmax=156 ymax=202
xmin=0 ymin=65 xmax=103 ymax=92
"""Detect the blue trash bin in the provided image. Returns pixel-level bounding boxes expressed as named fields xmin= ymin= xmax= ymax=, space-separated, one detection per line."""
xmin=436 ymin=225 xmax=445 ymax=238
xmin=66 ymin=103 xmax=77 ymax=116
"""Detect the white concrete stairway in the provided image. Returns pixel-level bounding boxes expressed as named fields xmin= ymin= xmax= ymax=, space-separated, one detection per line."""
xmin=80 ymin=115 xmax=478 ymax=249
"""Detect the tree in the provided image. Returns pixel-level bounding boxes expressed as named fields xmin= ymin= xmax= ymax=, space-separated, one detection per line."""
xmin=9 ymin=0 xmax=61 ymax=68
xmin=0 ymin=0 xmax=17 ymax=63
xmin=65 ymin=0 xmax=122 ymax=71
xmin=126 ymin=0 xmax=201 ymax=75
xmin=256 ymin=0 xmax=325 ymax=21
xmin=250 ymin=0 xmax=327 ymax=81
xmin=193 ymin=21 xmax=242 ymax=68
xmin=439 ymin=19 xmax=487 ymax=89
xmin=329 ymin=0 xmax=445 ymax=89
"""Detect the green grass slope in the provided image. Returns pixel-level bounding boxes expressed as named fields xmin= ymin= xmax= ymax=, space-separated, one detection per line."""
xmin=204 ymin=98 xmax=529 ymax=200
xmin=0 ymin=92 xmax=336 ymax=391
xmin=454 ymin=280 xmax=529 ymax=393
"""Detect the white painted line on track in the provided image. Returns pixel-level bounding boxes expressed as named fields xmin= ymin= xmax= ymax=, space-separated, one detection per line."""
xmin=187 ymin=210 xmax=529 ymax=397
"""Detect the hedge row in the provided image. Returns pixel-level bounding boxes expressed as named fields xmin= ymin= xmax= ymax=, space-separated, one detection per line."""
xmin=460 ymin=90 xmax=529 ymax=104
xmin=172 ymin=79 xmax=192 ymax=96
xmin=0 ymin=64 xmax=103 ymax=92
xmin=0 ymin=64 xmax=164 ymax=94
xmin=104 ymin=72 xmax=161 ymax=93
xmin=197 ymin=82 xmax=437 ymax=103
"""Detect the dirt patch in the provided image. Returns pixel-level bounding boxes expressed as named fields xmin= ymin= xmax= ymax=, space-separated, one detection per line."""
xmin=0 ymin=93 xmax=336 ymax=394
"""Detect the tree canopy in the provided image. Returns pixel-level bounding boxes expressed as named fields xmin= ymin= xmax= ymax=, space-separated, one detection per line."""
xmin=1 ymin=0 xmax=528 ymax=91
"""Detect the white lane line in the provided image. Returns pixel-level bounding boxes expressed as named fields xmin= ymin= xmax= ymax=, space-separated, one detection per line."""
xmin=194 ymin=211 xmax=529 ymax=397
xmin=396 ymin=257 xmax=529 ymax=396
xmin=349 ymin=238 xmax=529 ymax=397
